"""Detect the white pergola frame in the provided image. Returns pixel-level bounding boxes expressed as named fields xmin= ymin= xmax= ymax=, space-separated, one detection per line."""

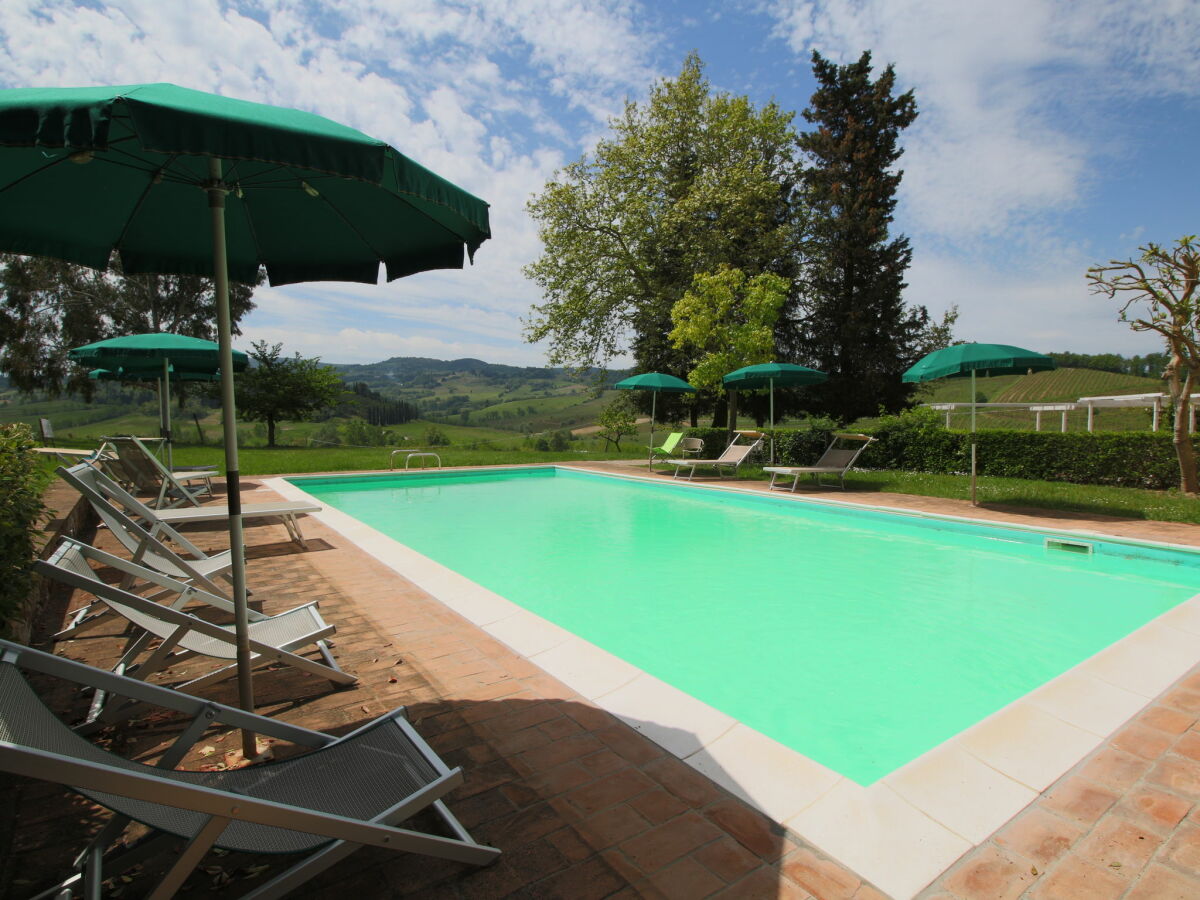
xmin=927 ymin=393 xmax=1200 ymax=433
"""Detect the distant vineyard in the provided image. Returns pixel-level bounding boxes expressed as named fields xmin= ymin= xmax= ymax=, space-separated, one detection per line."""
xmin=921 ymin=368 xmax=1162 ymax=404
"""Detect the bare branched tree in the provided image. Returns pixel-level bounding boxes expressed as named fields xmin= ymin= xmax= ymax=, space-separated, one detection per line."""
xmin=1088 ymin=236 xmax=1200 ymax=493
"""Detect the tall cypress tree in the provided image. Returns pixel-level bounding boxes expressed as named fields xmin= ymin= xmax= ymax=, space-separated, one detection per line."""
xmin=795 ymin=51 xmax=928 ymax=422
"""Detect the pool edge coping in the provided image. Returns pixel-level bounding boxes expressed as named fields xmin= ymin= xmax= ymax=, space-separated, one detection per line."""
xmin=266 ymin=465 xmax=1200 ymax=900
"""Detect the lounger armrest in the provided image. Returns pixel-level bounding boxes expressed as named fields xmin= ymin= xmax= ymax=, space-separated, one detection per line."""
xmin=0 ymin=742 xmax=465 ymax=852
xmin=0 ymin=640 xmax=331 ymax=746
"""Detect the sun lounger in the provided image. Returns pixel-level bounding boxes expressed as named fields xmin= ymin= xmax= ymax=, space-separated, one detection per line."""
xmin=762 ymin=432 xmax=876 ymax=491
xmin=0 ymin=638 xmax=498 ymax=900
xmin=106 ymin=434 xmax=215 ymax=508
xmin=57 ymin=462 xmax=236 ymax=601
xmin=650 ymin=431 xmax=684 ymax=461
xmin=667 ymin=436 xmax=762 ymax=480
xmin=71 ymin=458 xmax=319 ymax=548
xmin=36 ymin=539 xmax=355 ymax=713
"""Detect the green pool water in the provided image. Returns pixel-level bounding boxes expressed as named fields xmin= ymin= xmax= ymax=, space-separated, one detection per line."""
xmin=293 ymin=467 xmax=1200 ymax=784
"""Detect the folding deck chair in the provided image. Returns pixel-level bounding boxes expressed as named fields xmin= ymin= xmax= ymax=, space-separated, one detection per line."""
xmin=37 ymin=539 xmax=354 ymax=718
xmin=667 ymin=436 xmax=763 ymax=481
xmin=58 ymin=463 xmax=235 ymax=602
xmin=106 ymin=435 xmax=215 ymax=508
xmin=762 ymin=433 xmax=876 ymax=491
xmin=70 ymin=459 xmax=320 ymax=549
xmin=0 ymin=638 xmax=499 ymax=900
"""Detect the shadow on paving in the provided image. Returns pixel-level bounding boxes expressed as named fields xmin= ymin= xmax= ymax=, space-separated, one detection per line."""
xmin=0 ymin=686 xmax=801 ymax=899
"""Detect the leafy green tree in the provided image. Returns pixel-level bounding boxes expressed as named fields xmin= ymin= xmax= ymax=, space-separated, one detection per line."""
xmin=235 ymin=341 xmax=343 ymax=448
xmin=1089 ymin=236 xmax=1200 ymax=493
xmin=795 ymin=50 xmax=929 ymax=422
xmin=597 ymin=393 xmax=638 ymax=451
xmin=524 ymin=53 xmax=804 ymax=422
xmin=670 ymin=267 xmax=788 ymax=439
xmin=0 ymin=423 xmax=49 ymax=636
xmin=0 ymin=253 xmax=259 ymax=397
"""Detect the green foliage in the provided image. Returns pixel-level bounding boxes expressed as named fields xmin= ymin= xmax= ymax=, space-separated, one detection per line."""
xmin=423 ymin=426 xmax=450 ymax=446
xmin=796 ymin=51 xmax=928 ymax=422
xmin=0 ymin=423 xmax=49 ymax=634
xmin=598 ymin=393 xmax=638 ymax=450
xmin=670 ymin=267 xmax=787 ymax=392
xmin=342 ymin=418 xmax=393 ymax=447
xmin=524 ymin=53 xmax=804 ymax=398
xmin=864 ymin=407 xmax=1191 ymax=489
xmin=549 ymin=430 xmax=571 ymax=452
xmin=0 ymin=253 xmax=259 ymax=397
xmin=533 ymin=437 xmax=551 ymax=451
xmin=236 ymin=341 xmax=344 ymax=447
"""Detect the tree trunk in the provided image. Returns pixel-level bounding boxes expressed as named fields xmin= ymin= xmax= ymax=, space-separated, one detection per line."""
xmin=1173 ymin=366 xmax=1199 ymax=494
xmin=726 ymin=390 xmax=739 ymax=450
xmin=267 ymin=417 xmax=276 ymax=448
xmin=711 ymin=395 xmax=727 ymax=428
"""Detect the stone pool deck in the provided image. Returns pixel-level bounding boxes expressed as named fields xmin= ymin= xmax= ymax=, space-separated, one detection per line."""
xmin=5 ymin=463 xmax=1200 ymax=899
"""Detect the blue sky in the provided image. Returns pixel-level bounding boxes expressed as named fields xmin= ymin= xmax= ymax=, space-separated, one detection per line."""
xmin=2 ymin=0 xmax=1197 ymax=366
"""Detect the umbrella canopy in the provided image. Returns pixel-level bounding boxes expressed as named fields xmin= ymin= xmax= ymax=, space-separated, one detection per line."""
xmin=614 ymin=372 xmax=697 ymax=393
xmin=902 ymin=343 xmax=1055 ymax=384
xmin=902 ymin=342 xmax=1055 ymax=504
xmin=0 ymin=83 xmax=491 ymax=749
xmin=0 ymin=83 xmax=490 ymax=284
xmin=615 ymin=372 xmax=696 ymax=467
xmin=722 ymin=363 xmax=827 ymax=463
xmin=71 ymin=333 xmax=248 ymax=469
xmin=722 ymin=362 xmax=827 ymax=390
xmin=70 ymin=333 xmax=248 ymax=372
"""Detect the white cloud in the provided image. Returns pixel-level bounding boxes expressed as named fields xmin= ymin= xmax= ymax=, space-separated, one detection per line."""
xmin=767 ymin=0 xmax=1200 ymax=246
xmin=0 ymin=0 xmax=661 ymax=366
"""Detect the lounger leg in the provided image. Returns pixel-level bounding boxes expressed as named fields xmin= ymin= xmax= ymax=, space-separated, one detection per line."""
xmin=146 ymin=816 xmax=229 ymax=900
xmin=282 ymin=515 xmax=308 ymax=549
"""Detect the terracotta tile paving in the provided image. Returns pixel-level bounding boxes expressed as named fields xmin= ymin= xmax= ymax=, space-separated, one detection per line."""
xmin=8 ymin=465 xmax=1200 ymax=898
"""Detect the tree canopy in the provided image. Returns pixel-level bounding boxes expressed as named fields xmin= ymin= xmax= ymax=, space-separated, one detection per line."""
xmin=235 ymin=341 xmax=343 ymax=448
xmin=794 ymin=50 xmax=929 ymax=422
xmin=0 ymin=253 xmax=259 ymax=397
xmin=524 ymin=53 xmax=804 ymax=409
xmin=1089 ymin=236 xmax=1200 ymax=493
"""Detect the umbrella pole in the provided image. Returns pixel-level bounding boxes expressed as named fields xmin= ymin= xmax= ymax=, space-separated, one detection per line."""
xmin=163 ymin=356 xmax=173 ymax=470
xmin=648 ymin=392 xmax=656 ymax=469
xmin=769 ymin=378 xmax=775 ymax=465
xmin=208 ymin=159 xmax=256 ymax=757
xmin=970 ymin=369 xmax=977 ymax=506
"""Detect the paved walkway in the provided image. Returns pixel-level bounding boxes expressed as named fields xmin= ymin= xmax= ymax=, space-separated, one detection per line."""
xmin=7 ymin=466 xmax=1200 ymax=898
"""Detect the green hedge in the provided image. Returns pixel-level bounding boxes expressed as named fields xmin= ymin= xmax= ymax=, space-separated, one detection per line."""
xmin=690 ymin=407 xmax=1193 ymax=490
xmin=0 ymin=423 xmax=49 ymax=635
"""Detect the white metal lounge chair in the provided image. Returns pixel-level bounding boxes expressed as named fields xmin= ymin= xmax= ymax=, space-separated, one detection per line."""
xmin=36 ymin=539 xmax=355 ymax=711
xmin=667 ymin=436 xmax=763 ymax=481
xmin=58 ymin=463 xmax=235 ymax=601
xmin=762 ymin=432 xmax=876 ymax=491
xmin=72 ymin=459 xmax=320 ymax=549
xmin=106 ymin=434 xmax=215 ymax=508
xmin=0 ymin=638 xmax=499 ymax=900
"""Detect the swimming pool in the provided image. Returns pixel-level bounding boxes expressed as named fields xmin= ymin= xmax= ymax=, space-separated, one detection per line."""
xmin=290 ymin=466 xmax=1200 ymax=786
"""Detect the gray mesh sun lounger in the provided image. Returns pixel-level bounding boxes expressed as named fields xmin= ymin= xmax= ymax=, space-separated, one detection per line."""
xmin=37 ymin=539 xmax=355 ymax=720
xmin=0 ymin=638 xmax=499 ymax=900
xmin=58 ymin=463 xmax=236 ymax=600
xmin=763 ymin=432 xmax=876 ymax=491
xmin=667 ymin=436 xmax=763 ymax=481
xmin=70 ymin=458 xmax=319 ymax=548
xmin=106 ymin=434 xmax=215 ymax=508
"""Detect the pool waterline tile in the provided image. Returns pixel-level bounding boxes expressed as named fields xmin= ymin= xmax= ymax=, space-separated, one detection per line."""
xmin=268 ymin=467 xmax=1200 ymax=899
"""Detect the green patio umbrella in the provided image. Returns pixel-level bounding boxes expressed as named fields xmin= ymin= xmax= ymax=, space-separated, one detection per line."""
xmin=0 ymin=83 xmax=490 ymax=750
xmin=722 ymin=362 xmax=827 ymax=464
xmin=903 ymin=343 xmax=1055 ymax=504
xmin=614 ymin=372 xmax=696 ymax=467
xmin=72 ymin=333 xmax=248 ymax=468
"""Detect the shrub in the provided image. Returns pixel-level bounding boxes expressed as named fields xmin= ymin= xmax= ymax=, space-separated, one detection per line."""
xmin=0 ymin=424 xmax=49 ymax=635
xmin=549 ymin=430 xmax=571 ymax=452
xmin=533 ymin=437 xmax=551 ymax=451
xmin=423 ymin=426 xmax=450 ymax=447
xmin=862 ymin=406 xmax=1193 ymax=489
